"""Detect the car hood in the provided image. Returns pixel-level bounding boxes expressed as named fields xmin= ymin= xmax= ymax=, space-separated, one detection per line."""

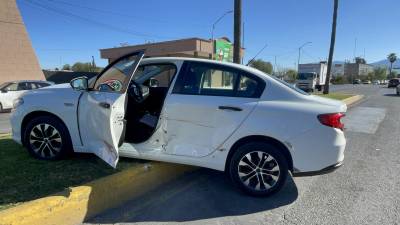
xmin=21 ymin=82 xmax=81 ymax=104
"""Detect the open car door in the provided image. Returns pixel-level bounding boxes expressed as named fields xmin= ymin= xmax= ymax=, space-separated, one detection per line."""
xmin=78 ymin=51 xmax=144 ymax=167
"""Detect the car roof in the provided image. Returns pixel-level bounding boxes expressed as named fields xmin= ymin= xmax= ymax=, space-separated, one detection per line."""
xmin=140 ymin=57 xmax=271 ymax=79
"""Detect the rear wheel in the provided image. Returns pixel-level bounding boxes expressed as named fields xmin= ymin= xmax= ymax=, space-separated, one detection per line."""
xmin=0 ymin=103 xmax=3 ymax=113
xmin=229 ymin=142 xmax=288 ymax=196
xmin=24 ymin=116 xmax=72 ymax=160
xmin=397 ymin=91 xmax=399 ymax=96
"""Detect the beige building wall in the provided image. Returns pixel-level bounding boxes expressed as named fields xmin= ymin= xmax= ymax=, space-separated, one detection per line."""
xmin=0 ymin=0 xmax=43 ymax=84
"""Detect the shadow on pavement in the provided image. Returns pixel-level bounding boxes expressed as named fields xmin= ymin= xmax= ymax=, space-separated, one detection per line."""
xmin=87 ymin=169 xmax=298 ymax=223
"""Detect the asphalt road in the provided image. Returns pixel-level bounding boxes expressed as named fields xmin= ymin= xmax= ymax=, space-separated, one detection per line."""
xmin=0 ymin=112 xmax=11 ymax=134
xmin=86 ymin=84 xmax=400 ymax=225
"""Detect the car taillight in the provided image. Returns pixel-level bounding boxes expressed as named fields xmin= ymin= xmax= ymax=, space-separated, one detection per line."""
xmin=317 ymin=113 xmax=345 ymax=130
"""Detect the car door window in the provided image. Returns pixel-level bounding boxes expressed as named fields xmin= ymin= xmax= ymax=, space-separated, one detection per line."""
xmin=173 ymin=62 xmax=265 ymax=98
xmin=94 ymin=55 xmax=141 ymax=93
xmin=17 ymin=82 xmax=32 ymax=91
xmin=173 ymin=62 xmax=238 ymax=97
xmin=134 ymin=64 xmax=177 ymax=87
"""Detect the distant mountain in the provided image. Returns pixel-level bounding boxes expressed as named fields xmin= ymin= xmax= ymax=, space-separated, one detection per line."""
xmin=371 ymin=59 xmax=400 ymax=68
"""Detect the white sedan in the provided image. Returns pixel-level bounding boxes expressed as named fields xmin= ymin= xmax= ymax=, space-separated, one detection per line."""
xmin=10 ymin=51 xmax=346 ymax=196
xmin=0 ymin=80 xmax=53 ymax=112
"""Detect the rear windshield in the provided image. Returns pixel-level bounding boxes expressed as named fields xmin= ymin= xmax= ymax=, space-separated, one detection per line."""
xmin=270 ymin=76 xmax=310 ymax=95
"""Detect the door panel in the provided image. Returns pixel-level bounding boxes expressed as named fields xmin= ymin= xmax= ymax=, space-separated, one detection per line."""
xmin=78 ymin=51 xmax=144 ymax=167
xmin=164 ymin=94 xmax=257 ymax=157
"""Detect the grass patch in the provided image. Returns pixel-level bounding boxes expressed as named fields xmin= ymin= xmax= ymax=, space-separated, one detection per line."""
xmin=0 ymin=135 xmax=142 ymax=211
xmin=315 ymin=92 xmax=354 ymax=100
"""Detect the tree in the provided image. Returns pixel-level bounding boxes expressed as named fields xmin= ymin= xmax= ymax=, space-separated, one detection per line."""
xmin=70 ymin=62 xmax=103 ymax=72
xmin=285 ymin=69 xmax=297 ymax=82
xmin=62 ymin=64 xmax=71 ymax=70
xmin=387 ymin=53 xmax=397 ymax=78
xmin=355 ymin=57 xmax=366 ymax=64
xmin=248 ymin=59 xmax=273 ymax=74
xmin=373 ymin=67 xmax=387 ymax=80
xmin=323 ymin=0 xmax=339 ymax=94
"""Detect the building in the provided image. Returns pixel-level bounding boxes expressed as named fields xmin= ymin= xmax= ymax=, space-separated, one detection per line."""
xmin=332 ymin=63 xmax=344 ymax=77
xmin=344 ymin=63 xmax=374 ymax=79
xmin=0 ymin=0 xmax=43 ymax=84
xmin=100 ymin=37 xmax=244 ymax=64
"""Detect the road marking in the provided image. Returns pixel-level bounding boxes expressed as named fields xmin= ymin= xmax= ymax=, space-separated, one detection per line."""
xmin=343 ymin=107 xmax=386 ymax=134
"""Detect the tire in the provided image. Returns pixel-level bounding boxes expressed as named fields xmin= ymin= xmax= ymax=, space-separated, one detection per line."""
xmin=0 ymin=103 xmax=3 ymax=113
xmin=23 ymin=116 xmax=72 ymax=160
xmin=397 ymin=91 xmax=399 ymax=96
xmin=228 ymin=142 xmax=289 ymax=197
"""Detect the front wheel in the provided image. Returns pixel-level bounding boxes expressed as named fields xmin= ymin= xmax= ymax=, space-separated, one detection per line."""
xmin=229 ymin=142 xmax=288 ymax=196
xmin=24 ymin=116 xmax=72 ymax=160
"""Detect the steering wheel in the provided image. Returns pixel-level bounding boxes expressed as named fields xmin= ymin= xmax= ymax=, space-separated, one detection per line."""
xmin=128 ymin=82 xmax=149 ymax=103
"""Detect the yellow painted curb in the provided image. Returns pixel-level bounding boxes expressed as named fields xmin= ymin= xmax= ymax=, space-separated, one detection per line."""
xmin=0 ymin=133 xmax=11 ymax=138
xmin=342 ymin=95 xmax=364 ymax=107
xmin=0 ymin=162 xmax=195 ymax=225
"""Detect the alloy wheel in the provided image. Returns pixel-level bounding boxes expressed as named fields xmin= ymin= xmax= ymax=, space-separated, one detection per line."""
xmin=29 ymin=123 xmax=62 ymax=158
xmin=237 ymin=151 xmax=280 ymax=191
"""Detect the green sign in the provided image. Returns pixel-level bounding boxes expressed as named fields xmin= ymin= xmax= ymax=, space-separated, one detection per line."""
xmin=214 ymin=39 xmax=233 ymax=62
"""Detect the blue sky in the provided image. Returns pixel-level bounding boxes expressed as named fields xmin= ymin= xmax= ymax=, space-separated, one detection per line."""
xmin=17 ymin=0 xmax=400 ymax=69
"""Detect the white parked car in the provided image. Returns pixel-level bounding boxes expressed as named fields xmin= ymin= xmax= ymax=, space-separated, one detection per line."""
xmin=10 ymin=51 xmax=347 ymax=196
xmin=0 ymin=80 xmax=53 ymax=112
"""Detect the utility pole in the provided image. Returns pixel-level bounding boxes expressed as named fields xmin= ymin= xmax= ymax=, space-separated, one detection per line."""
xmin=233 ymin=0 xmax=242 ymax=64
xmin=241 ymin=22 xmax=245 ymax=64
xmin=323 ymin=0 xmax=339 ymax=94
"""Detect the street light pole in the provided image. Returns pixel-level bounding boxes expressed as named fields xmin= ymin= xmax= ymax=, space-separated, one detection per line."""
xmin=211 ymin=10 xmax=233 ymax=60
xmin=297 ymin=41 xmax=312 ymax=70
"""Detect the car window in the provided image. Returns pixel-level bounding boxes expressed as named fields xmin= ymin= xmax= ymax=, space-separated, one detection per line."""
xmin=3 ymin=83 xmax=18 ymax=91
xmin=237 ymin=75 xmax=259 ymax=97
xmin=173 ymin=62 xmax=265 ymax=98
xmin=17 ymin=82 xmax=32 ymax=91
xmin=36 ymin=82 xmax=50 ymax=88
xmin=30 ymin=83 xmax=38 ymax=89
xmin=94 ymin=54 xmax=140 ymax=93
xmin=173 ymin=62 xmax=238 ymax=97
xmin=135 ymin=64 xmax=177 ymax=87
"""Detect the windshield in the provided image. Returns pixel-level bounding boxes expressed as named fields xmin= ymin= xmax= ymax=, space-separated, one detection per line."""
xmin=298 ymin=73 xmax=315 ymax=80
xmin=0 ymin=82 xmax=11 ymax=90
xmin=270 ymin=75 xmax=310 ymax=95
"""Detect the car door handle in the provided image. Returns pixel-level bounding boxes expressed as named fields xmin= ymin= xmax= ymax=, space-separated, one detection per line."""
xmin=99 ymin=102 xmax=110 ymax=109
xmin=218 ymin=106 xmax=243 ymax=111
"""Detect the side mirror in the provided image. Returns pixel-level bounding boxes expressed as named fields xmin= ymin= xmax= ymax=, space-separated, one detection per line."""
xmin=149 ymin=78 xmax=159 ymax=88
xmin=70 ymin=76 xmax=89 ymax=91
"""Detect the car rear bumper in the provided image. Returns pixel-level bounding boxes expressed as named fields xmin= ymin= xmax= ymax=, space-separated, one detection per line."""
xmin=292 ymin=161 xmax=343 ymax=177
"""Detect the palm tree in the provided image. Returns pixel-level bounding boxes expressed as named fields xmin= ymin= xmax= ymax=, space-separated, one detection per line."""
xmin=323 ymin=0 xmax=339 ymax=94
xmin=387 ymin=53 xmax=397 ymax=78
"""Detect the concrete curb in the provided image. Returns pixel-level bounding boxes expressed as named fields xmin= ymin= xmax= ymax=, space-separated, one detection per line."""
xmin=0 ymin=162 xmax=195 ymax=225
xmin=342 ymin=95 xmax=364 ymax=107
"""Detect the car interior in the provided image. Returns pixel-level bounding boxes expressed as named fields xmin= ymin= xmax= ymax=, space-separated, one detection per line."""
xmin=124 ymin=64 xmax=177 ymax=143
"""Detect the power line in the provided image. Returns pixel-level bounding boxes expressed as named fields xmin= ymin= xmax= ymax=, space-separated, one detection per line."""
xmin=24 ymin=0 xmax=177 ymax=40
xmin=43 ymin=0 xmax=209 ymax=28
